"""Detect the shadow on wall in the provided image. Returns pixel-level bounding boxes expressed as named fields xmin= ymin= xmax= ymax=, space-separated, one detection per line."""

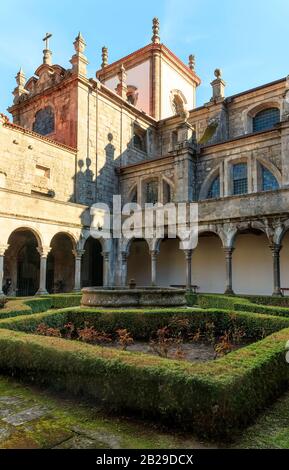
xmin=70 ymin=128 xmax=153 ymax=210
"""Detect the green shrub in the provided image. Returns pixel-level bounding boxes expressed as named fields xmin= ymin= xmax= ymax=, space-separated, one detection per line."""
xmin=0 ymin=325 xmax=288 ymax=439
xmin=0 ymin=294 xmax=81 ymax=320
xmin=1 ymin=307 xmax=289 ymax=342
xmin=0 ymin=296 xmax=5 ymax=309
xmin=197 ymin=294 xmax=289 ymax=318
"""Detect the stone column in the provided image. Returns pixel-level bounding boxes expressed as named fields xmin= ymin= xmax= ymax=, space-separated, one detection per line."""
xmin=36 ymin=247 xmax=51 ymax=295
xmin=184 ymin=250 xmax=193 ymax=291
xmin=224 ymin=247 xmax=234 ymax=295
xmin=271 ymin=244 xmax=282 ymax=296
xmin=0 ymin=245 xmax=9 ymax=296
xmin=102 ymin=251 xmax=110 ymax=287
xmin=150 ymin=250 xmax=159 ymax=286
xmin=73 ymin=249 xmax=85 ymax=292
xmin=121 ymin=252 xmax=128 ymax=287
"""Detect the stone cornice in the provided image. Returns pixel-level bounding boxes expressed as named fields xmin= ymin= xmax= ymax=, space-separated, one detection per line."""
xmin=200 ymin=128 xmax=281 ymax=154
xmin=1 ymin=121 xmax=77 ymax=153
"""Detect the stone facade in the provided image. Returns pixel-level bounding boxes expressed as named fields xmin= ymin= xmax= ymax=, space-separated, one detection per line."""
xmin=1 ymin=19 xmax=289 ymax=297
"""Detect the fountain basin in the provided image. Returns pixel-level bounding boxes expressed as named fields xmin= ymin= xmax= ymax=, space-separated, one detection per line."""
xmin=81 ymin=287 xmax=187 ymax=308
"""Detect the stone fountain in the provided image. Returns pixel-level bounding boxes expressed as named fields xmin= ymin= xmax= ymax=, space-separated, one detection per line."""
xmin=81 ymin=285 xmax=186 ymax=308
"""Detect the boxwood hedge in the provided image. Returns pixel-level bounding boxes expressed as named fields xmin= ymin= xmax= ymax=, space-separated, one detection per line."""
xmin=196 ymin=294 xmax=289 ymax=318
xmin=0 ymin=322 xmax=288 ymax=439
xmin=0 ymin=294 xmax=81 ymax=320
xmin=1 ymin=307 xmax=289 ymax=341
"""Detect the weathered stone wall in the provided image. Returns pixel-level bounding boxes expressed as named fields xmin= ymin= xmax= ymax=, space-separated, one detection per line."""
xmin=0 ymin=122 xmax=77 ymax=201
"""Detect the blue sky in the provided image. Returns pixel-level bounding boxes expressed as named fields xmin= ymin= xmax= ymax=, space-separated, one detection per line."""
xmin=0 ymin=0 xmax=288 ymax=113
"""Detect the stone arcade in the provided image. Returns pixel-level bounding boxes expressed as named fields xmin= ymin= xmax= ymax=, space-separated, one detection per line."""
xmin=1 ymin=18 xmax=289 ymax=298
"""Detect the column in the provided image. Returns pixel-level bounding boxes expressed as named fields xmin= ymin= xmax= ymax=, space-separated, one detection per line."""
xmin=184 ymin=249 xmax=193 ymax=291
xmin=224 ymin=247 xmax=234 ymax=295
xmin=36 ymin=247 xmax=51 ymax=295
xmin=0 ymin=245 xmax=9 ymax=296
xmin=121 ymin=252 xmax=128 ymax=287
xmin=73 ymin=249 xmax=85 ymax=292
xmin=150 ymin=250 xmax=159 ymax=287
xmin=271 ymin=244 xmax=282 ymax=296
xmin=102 ymin=251 xmax=110 ymax=287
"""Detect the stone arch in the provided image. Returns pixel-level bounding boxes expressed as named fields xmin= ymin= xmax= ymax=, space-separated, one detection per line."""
xmin=47 ymin=232 xmax=76 ymax=293
xmin=81 ymin=237 xmax=103 ymax=288
xmin=6 ymin=226 xmax=43 ymax=250
xmin=193 ymin=229 xmax=226 ymax=293
xmin=199 ymin=165 xmax=222 ymax=200
xmin=32 ymin=105 xmax=55 ymax=136
xmin=47 ymin=230 xmax=77 ymax=251
xmin=255 ymin=157 xmax=281 ymax=190
xmin=126 ymin=238 xmax=151 ymax=286
xmin=232 ymin=225 xmax=272 ymax=295
xmin=127 ymin=183 xmax=138 ymax=204
xmin=156 ymin=236 xmax=186 ymax=287
xmin=161 ymin=176 xmax=175 ymax=203
xmin=4 ymin=227 xmax=43 ymax=296
xmin=243 ymin=100 xmax=281 ymax=134
xmin=198 ymin=225 xmax=226 ymax=247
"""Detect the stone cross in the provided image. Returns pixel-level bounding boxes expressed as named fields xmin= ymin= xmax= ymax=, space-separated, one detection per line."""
xmin=43 ymin=33 xmax=52 ymax=50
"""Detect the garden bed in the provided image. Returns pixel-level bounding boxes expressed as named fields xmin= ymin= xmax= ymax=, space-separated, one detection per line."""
xmin=0 ymin=306 xmax=289 ymax=439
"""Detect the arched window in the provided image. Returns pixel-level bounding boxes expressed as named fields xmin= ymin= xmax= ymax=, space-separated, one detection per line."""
xmin=146 ymin=180 xmax=158 ymax=204
xmin=33 ymin=106 xmax=55 ymax=136
xmin=130 ymin=187 xmax=138 ymax=203
xmin=207 ymin=176 xmax=220 ymax=199
xmin=163 ymin=181 xmax=172 ymax=204
xmin=233 ymin=163 xmax=247 ymax=195
xmin=133 ymin=125 xmax=146 ymax=153
xmin=261 ymin=166 xmax=279 ymax=191
xmin=253 ymin=108 xmax=280 ymax=133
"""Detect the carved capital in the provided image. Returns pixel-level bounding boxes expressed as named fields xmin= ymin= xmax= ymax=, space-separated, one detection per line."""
xmin=72 ymin=249 xmax=85 ymax=260
xmin=224 ymin=247 xmax=235 ymax=258
xmin=183 ymin=249 xmax=193 ymax=261
xmin=102 ymin=252 xmax=110 ymax=262
xmin=0 ymin=244 xmax=9 ymax=257
xmin=37 ymin=246 xmax=51 ymax=258
xmin=270 ymin=243 xmax=282 ymax=256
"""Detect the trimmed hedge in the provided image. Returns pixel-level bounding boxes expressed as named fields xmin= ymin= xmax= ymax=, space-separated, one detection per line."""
xmin=0 ymin=294 xmax=81 ymax=320
xmin=197 ymin=294 xmax=289 ymax=318
xmin=1 ymin=306 xmax=289 ymax=342
xmin=0 ymin=324 xmax=288 ymax=439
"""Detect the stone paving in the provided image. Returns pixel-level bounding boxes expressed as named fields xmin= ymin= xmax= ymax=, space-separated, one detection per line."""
xmin=0 ymin=375 xmax=214 ymax=449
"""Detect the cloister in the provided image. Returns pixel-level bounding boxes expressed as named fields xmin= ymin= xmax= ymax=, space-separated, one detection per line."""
xmin=1 ymin=218 xmax=289 ymax=297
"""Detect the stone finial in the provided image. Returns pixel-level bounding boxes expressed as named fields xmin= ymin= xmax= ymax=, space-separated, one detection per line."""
xmin=152 ymin=17 xmax=160 ymax=44
xmin=118 ymin=64 xmax=127 ymax=84
xmin=13 ymin=68 xmax=29 ymax=104
xmin=16 ymin=68 xmax=26 ymax=87
xmin=101 ymin=46 xmax=108 ymax=68
xmin=214 ymin=68 xmax=222 ymax=79
xmin=116 ymin=64 xmax=128 ymax=99
xmin=188 ymin=55 xmax=195 ymax=71
xmin=74 ymin=32 xmax=86 ymax=54
xmin=211 ymin=68 xmax=226 ymax=101
xmin=43 ymin=32 xmax=52 ymax=66
xmin=70 ymin=32 xmax=89 ymax=77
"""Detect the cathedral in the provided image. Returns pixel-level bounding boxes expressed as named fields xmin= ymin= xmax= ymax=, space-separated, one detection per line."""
xmin=0 ymin=18 xmax=289 ymax=298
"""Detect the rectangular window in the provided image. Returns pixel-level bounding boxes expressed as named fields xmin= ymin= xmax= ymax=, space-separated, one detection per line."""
xmin=146 ymin=181 xmax=158 ymax=204
xmin=233 ymin=163 xmax=247 ymax=195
